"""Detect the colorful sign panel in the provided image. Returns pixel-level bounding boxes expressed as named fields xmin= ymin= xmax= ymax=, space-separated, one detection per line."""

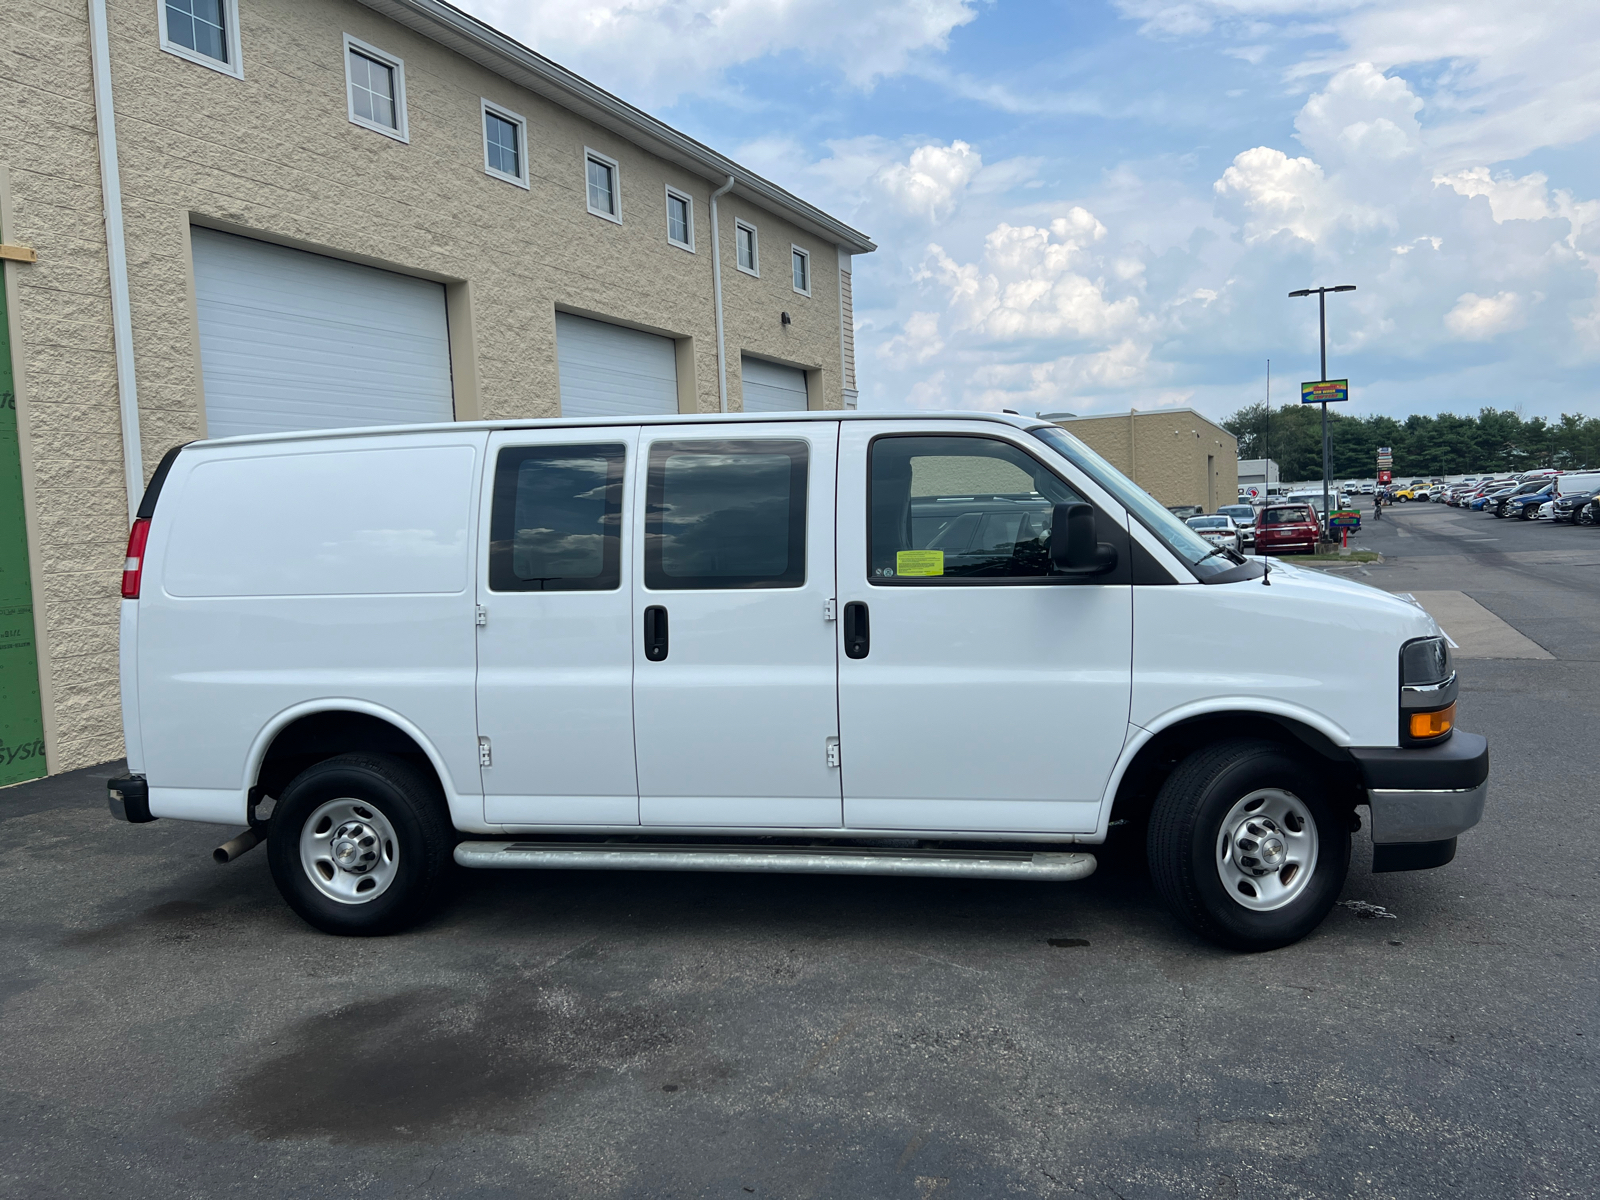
xmin=1301 ymin=379 xmax=1350 ymax=404
xmin=0 ymin=270 xmax=47 ymax=786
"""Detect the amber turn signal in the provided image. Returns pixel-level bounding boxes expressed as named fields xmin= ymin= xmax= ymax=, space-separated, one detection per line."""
xmin=1409 ymin=703 xmax=1455 ymax=740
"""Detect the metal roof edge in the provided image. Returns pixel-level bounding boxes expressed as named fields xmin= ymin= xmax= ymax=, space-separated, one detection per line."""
xmin=181 ymin=411 xmax=1035 ymax=450
xmin=354 ymin=0 xmax=877 ymax=255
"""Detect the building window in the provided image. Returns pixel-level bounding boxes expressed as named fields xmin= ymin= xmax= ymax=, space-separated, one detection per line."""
xmin=343 ymin=35 xmax=408 ymax=142
xmin=666 ymin=187 xmax=694 ymax=251
xmin=735 ymin=220 xmax=759 ymax=276
xmin=159 ymin=0 xmax=243 ymax=78
xmin=482 ymin=101 xmax=528 ymax=188
xmin=791 ymin=246 xmax=810 ymax=296
xmin=585 ymin=149 xmax=620 ymax=222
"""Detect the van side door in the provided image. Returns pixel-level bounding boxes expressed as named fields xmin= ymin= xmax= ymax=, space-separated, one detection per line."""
xmin=631 ymin=421 xmax=841 ymax=828
xmin=834 ymin=422 xmax=1133 ymax=834
xmin=475 ymin=428 xmax=641 ymax=826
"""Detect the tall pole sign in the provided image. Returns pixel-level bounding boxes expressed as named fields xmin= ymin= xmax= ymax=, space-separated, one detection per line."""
xmin=1289 ymin=284 xmax=1356 ymax=539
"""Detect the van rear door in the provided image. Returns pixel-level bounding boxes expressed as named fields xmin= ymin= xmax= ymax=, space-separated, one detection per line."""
xmin=630 ymin=422 xmax=842 ymax=828
xmin=475 ymin=427 xmax=641 ymax=826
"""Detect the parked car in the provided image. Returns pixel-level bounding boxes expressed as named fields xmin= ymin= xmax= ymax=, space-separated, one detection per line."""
xmin=1186 ymin=514 xmax=1242 ymax=554
xmin=1215 ymin=503 xmax=1259 ymax=548
xmin=107 ymin=412 xmax=1487 ymax=953
xmin=1166 ymin=504 xmax=1204 ymax=520
xmin=1548 ymin=472 xmax=1600 ymax=523
xmin=1255 ymin=502 xmax=1322 ymax=555
xmin=1491 ymin=479 xmax=1551 ymax=516
xmin=1537 ymin=501 xmax=1555 ymax=520
xmin=1505 ymin=484 xmax=1555 ymax=519
xmin=1360 ymin=482 xmax=1375 ymax=495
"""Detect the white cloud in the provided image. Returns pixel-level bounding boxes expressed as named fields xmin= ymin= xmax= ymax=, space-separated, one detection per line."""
xmin=970 ymin=341 xmax=1154 ymax=403
xmin=460 ymin=0 xmax=980 ymax=104
xmin=1116 ymin=1 xmax=1600 ymax=168
xmin=924 ymin=211 xmax=1144 ymax=344
xmin=878 ymin=311 xmax=945 ymax=365
xmin=1444 ymin=292 xmax=1525 ymax=340
xmin=1213 ymin=146 xmax=1334 ymax=244
xmin=875 ymin=141 xmax=984 ymax=222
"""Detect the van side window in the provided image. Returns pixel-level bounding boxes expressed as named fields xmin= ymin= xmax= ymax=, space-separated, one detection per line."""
xmin=869 ymin=435 xmax=1085 ymax=583
xmin=489 ymin=444 xmax=625 ymax=591
xmin=645 ymin=439 xmax=808 ymax=589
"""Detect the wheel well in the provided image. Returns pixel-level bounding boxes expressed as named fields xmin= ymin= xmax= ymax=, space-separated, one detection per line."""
xmin=254 ymin=711 xmax=441 ymax=813
xmin=1108 ymin=713 xmax=1366 ymax=833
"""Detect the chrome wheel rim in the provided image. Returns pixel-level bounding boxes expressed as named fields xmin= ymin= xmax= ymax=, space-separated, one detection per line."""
xmin=1216 ymin=789 xmax=1319 ymax=912
xmin=299 ymin=797 xmax=400 ymax=905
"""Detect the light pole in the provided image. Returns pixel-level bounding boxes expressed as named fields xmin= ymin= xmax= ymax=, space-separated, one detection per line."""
xmin=1289 ymin=284 xmax=1356 ymax=539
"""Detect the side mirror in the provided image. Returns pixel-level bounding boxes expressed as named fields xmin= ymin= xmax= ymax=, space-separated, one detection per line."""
xmin=1049 ymin=502 xmax=1118 ymax=576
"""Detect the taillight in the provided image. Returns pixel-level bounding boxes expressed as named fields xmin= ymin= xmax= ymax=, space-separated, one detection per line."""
xmin=121 ymin=518 xmax=151 ymax=599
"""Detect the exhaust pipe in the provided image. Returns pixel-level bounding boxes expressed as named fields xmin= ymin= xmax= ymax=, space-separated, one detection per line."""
xmin=214 ymin=828 xmax=263 ymax=864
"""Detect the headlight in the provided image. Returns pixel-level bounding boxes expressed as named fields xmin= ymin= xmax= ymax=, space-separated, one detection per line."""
xmin=1400 ymin=635 xmax=1456 ymax=744
xmin=1401 ymin=636 xmax=1451 ymax=685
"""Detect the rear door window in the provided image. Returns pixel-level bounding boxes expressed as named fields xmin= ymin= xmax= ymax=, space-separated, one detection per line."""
xmin=644 ymin=439 xmax=809 ymax=589
xmin=489 ymin=444 xmax=625 ymax=592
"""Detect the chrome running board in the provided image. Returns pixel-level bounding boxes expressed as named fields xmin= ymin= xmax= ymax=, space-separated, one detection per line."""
xmin=454 ymin=841 xmax=1096 ymax=881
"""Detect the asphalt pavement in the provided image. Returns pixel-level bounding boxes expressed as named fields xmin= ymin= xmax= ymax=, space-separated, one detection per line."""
xmin=3 ymin=501 xmax=1597 ymax=1199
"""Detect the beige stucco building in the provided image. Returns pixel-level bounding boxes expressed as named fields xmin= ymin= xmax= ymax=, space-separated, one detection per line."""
xmin=1051 ymin=410 xmax=1238 ymax=511
xmin=0 ymin=0 xmax=873 ymax=778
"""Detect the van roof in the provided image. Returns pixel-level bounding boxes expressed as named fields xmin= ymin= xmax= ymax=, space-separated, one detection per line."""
xmin=183 ymin=410 xmax=1048 ymax=450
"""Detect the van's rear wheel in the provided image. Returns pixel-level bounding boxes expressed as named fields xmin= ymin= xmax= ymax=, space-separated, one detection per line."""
xmin=267 ymin=753 xmax=452 ymax=936
xmin=1147 ymin=739 xmax=1349 ymax=951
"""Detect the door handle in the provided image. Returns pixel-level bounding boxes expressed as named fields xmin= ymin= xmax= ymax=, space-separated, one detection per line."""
xmin=644 ymin=605 xmax=669 ymax=661
xmin=843 ymin=601 xmax=870 ymax=659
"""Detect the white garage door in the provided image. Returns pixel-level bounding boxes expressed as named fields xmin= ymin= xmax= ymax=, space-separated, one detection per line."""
xmin=556 ymin=312 xmax=679 ymax=417
xmin=740 ymin=355 xmax=809 ymax=412
xmin=191 ymin=228 xmax=454 ymax=439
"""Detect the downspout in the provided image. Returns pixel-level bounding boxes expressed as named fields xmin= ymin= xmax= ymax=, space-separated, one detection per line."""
xmin=708 ymin=175 xmax=735 ymax=413
xmin=87 ymin=0 xmax=143 ymax=518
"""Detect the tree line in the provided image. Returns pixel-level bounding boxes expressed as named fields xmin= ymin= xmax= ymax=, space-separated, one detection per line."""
xmin=1220 ymin=404 xmax=1600 ymax=481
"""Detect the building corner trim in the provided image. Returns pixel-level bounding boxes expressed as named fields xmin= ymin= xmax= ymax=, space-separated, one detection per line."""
xmin=88 ymin=0 xmax=143 ymax=518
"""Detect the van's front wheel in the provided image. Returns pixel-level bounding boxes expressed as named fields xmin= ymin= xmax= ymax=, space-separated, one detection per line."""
xmin=1148 ymin=739 xmax=1349 ymax=951
xmin=267 ymin=754 xmax=452 ymax=936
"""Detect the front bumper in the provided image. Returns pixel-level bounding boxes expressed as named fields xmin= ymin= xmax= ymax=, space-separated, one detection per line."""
xmin=1348 ymin=732 xmax=1488 ymax=873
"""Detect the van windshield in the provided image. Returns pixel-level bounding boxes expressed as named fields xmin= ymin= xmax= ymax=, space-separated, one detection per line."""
xmin=1029 ymin=425 xmax=1246 ymax=579
xmin=1263 ymin=506 xmax=1314 ymax=525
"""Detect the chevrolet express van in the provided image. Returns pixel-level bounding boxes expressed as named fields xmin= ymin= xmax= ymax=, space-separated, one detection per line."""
xmin=109 ymin=413 xmax=1487 ymax=951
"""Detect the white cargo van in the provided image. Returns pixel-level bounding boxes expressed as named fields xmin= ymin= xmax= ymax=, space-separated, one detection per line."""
xmin=109 ymin=413 xmax=1487 ymax=950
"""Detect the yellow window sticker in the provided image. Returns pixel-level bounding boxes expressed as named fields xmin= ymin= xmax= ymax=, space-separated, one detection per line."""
xmin=895 ymin=550 xmax=944 ymax=577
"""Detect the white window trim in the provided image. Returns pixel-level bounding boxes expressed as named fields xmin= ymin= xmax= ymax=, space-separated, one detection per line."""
xmin=584 ymin=148 xmax=622 ymax=224
xmin=481 ymin=99 xmax=529 ymax=189
xmin=343 ymin=33 xmax=409 ymax=143
xmin=790 ymin=244 xmax=812 ymax=297
xmin=735 ymin=219 xmax=759 ymax=278
xmin=158 ymin=0 xmax=244 ymax=79
xmin=665 ymin=185 xmax=695 ymax=252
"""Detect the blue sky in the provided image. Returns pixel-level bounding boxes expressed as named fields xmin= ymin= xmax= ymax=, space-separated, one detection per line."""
xmin=461 ymin=0 xmax=1600 ymax=425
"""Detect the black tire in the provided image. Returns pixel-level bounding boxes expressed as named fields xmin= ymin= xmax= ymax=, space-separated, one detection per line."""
xmin=1147 ymin=739 xmax=1350 ymax=952
xmin=267 ymin=753 xmax=454 ymax=936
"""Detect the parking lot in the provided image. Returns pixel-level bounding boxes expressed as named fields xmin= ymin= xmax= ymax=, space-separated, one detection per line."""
xmin=3 ymin=500 xmax=1597 ymax=1200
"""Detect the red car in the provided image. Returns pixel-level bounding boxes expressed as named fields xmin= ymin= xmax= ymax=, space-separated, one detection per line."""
xmin=1255 ymin=503 xmax=1321 ymax=554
